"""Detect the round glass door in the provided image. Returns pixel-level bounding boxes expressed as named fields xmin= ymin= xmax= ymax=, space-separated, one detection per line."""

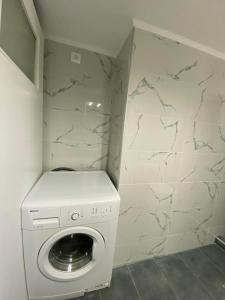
xmin=48 ymin=233 xmax=93 ymax=272
xmin=38 ymin=227 xmax=105 ymax=281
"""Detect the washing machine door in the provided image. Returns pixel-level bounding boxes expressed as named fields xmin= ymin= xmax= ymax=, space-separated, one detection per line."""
xmin=38 ymin=226 xmax=105 ymax=281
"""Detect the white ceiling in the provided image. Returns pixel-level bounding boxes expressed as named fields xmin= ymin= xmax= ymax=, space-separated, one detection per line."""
xmin=34 ymin=0 xmax=225 ymax=57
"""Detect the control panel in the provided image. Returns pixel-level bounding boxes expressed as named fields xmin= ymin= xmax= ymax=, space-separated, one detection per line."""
xmin=60 ymin=203 xmax=115 ymax=227
xmin=22 ymin=203 xmax=118 ymax=229
xmin=91 ymin=205 xmax=112 ymax=217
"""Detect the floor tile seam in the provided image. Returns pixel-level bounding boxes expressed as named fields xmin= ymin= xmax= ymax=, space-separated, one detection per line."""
xmin=126 ymin=264 xmax=142 ymax=300
xmin=205 ymin=255 xmax=225 ymax=278
xmin=98 ymin=290 xmax=103 ymax=300
xmin=177 ymin=254 xmax=216 ymax=300
xmin=199 ymin=245 xmax=225 ymax=277
xmin=151 ymin=259 xmax=181 ymax=300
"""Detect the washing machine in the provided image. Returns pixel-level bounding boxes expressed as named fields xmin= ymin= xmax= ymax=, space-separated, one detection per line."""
xmin=21 ymin=171 xmax=120 ymax=300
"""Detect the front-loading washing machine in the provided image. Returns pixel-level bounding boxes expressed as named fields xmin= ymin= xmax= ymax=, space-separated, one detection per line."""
xmin=21 ymin=171 xmax=120 ymax=300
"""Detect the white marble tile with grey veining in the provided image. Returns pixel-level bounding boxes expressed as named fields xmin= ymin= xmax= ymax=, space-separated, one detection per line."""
xmin=178 ymin=152 xmax=225 ymax=182
xmin=120 ymin=150 xmax=181 ymax=184
xmin=132 ymin=28 xmax=225 ymax=86
xmin=123 ymin=112 xmax=185 ymax=152
xmin=128 ymin=74 xmax=198 ymax=118
xmin=43 ymin=39 xmax=114 ymax=170
xmin=183 ymin=120 xmax=225 ymax=154
xmin=115 ymin=28 xmax=225 ymax=266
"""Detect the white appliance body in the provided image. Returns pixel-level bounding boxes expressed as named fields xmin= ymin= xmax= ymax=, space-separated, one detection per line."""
xmin=22 ymin=171 xmax=120 ymax=300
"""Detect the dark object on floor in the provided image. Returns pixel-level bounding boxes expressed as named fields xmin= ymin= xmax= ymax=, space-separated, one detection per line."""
xmin=51 ymin=167 xmax=76 ymax=171
xmin=215 ymin=235 xmax=225 ymax=251
xmin=75 ymin=244 xmax=225 ymax=300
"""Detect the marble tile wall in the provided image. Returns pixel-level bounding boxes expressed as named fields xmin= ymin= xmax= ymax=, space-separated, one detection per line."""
xmin=114 ymin=28 xmax=225 ymax=266
xmin=43 ymin=40 xmax=115 ymax=171
xmin=107 ymin=32 xmax=133 ymax=186
xmin=43 ymin=32 xmax=225 ymax=268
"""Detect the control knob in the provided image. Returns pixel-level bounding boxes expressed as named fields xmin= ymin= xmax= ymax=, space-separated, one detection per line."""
xmin=71 ymin=212 xmax=79 ymax=221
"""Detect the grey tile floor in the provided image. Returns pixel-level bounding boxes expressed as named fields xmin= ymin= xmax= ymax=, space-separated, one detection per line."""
xmin=75 ymin=244 xmax=225 ymax=300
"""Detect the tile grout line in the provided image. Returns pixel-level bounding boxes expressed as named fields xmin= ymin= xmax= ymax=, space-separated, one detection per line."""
xmin=98 ymin=290 xmax=103 ymax=300
xmin=177 ymin=253 xmax=216 ymax=300
xmin=126 ymin=264 xmax=142 ymax=300
xmin=152 ymin=259 xmax=181 ymax=300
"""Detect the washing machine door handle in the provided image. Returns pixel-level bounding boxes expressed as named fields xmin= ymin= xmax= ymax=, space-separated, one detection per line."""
xmin=38 ymin=226 xmax=106 ymax=282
